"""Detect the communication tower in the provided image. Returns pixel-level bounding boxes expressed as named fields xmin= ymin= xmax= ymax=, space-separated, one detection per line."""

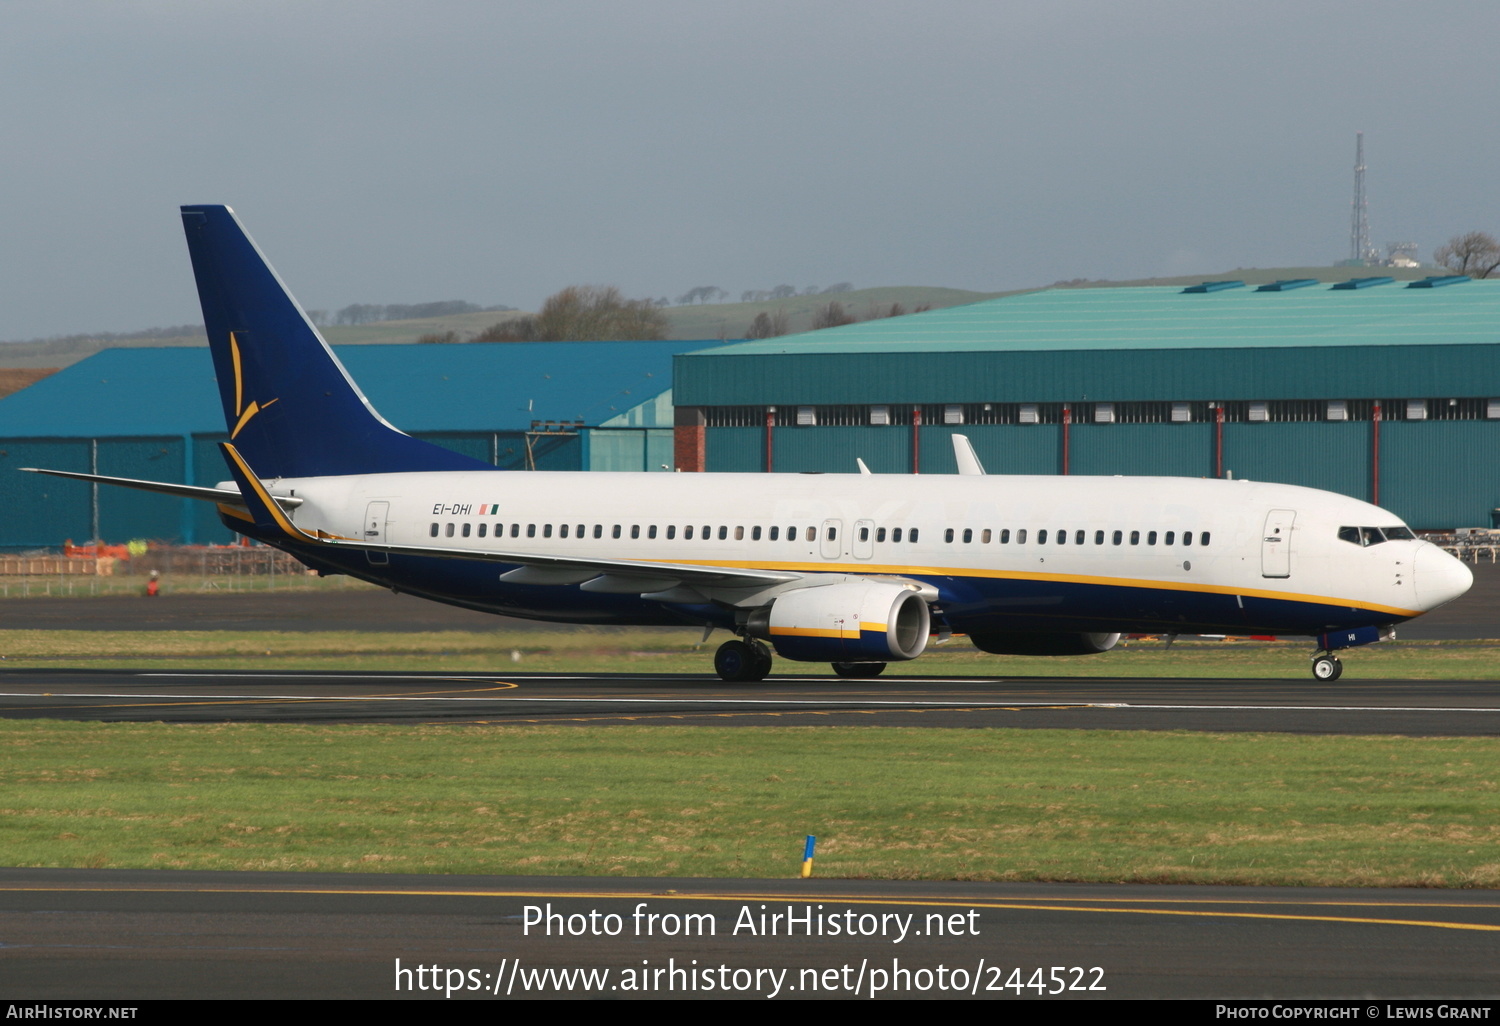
xmin=1349 ymin=132 xmax=1377 ymax=264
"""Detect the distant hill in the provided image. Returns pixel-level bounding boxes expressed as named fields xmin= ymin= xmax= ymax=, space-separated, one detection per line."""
xmin=0 ymin=266 xmax=1446 ymax=370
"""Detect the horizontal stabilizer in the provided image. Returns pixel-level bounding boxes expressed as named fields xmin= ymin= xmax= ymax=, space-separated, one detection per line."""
xmin=18 ymin=467 xmax=301 ymax=509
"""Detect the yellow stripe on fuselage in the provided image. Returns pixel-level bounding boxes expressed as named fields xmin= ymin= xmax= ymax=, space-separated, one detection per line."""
xmin=628 ymin=558 xmax=1423 ymax=620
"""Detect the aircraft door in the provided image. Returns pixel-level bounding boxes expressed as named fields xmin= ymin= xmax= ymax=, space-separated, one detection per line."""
xmin=821 ymin=519 xmax=843 ymax=560
xmin=365 ymin=501 xmax=390 ymax=566
xmin=1261 ymin=509 xmax=1295 ymax=578
xmin=852 ymin=519 xmax=875 ymax=560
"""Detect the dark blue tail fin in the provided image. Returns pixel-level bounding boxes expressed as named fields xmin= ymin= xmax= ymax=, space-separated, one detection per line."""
xmin=180 ymin=205 xmax=493 ymax=478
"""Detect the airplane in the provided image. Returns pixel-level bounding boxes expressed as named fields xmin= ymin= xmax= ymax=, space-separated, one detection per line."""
xmin=22 ymin=205 xmax=1474 ymax=682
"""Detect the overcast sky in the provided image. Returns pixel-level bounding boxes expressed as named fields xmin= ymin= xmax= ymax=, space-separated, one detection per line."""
xmin=3 ymin=0 xmax=1497 ymax=340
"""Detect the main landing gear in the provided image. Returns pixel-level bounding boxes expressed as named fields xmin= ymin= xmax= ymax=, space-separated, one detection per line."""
xmin=1311 ymin=653 xmax=1343 ymax=681
xmin=714 ymin=638 xmax=773 ymax=682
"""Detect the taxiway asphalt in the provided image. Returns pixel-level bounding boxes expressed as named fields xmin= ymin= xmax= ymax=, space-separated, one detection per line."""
xmin=3 ymin=868 xmax=1498 ymax=1000
xmin=0 ymin=669 xmax=1497 ymax=733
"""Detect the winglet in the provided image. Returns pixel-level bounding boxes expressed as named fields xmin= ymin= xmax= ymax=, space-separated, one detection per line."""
xmin=952 ymin=434 xmax=987 ymax=476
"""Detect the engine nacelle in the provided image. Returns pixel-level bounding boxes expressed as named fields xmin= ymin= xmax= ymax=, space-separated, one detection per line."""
xmin=748 ymin=581 xmax=931 ymax=663
xmin=967 ymin=631 xmax=1121 ymax=656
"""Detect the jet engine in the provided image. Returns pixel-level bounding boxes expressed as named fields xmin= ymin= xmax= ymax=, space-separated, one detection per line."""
xmin=746 ymin=581 xmax=931 ymax=663
xmin=967 ymin=631 xmax=1121 ymax=656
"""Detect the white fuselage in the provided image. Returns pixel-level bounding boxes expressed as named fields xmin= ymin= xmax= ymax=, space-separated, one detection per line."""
xmin=237 ymin=469 xmax=1472 ymax=636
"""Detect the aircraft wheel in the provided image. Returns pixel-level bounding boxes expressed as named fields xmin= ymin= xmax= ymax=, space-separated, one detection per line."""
xmin=1311 ymin=655 xmax=1343 ymax=681
xmin=715 ymin=639 xmax=770 ymax=682
xmin=831 ymin=661 xmax=887 ymax=679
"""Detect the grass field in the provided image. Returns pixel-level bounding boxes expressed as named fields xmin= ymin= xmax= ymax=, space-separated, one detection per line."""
xmin=1 ymin=721 xmax=1495 ymax=886
xmin=2 ymin=625 xmax=1497 ymax=886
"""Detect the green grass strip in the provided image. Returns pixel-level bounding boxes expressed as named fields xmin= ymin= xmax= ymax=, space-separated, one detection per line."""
xmin=2 ymin=721 xmax=1497 ymax=886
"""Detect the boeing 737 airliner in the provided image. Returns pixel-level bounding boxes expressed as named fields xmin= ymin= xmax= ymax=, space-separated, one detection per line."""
xmin=24 ymin=206 xmax=1474 ymax=681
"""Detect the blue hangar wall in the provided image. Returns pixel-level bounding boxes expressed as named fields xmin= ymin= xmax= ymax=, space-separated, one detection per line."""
xmin=0 ymin=341 xmax=696 ymax=550
xmin=672 ymin=278 xmax=1500 ymax=530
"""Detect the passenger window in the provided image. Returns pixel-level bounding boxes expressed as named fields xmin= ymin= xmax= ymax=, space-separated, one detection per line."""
xmin=1164 ymin=531 xmax=1174 ymax=545
xmin=1095 ymin=530 xmax=1104 ymax=545
xmin=805 ymin=527 xmax=815 ymax=542
xmin=685 ymin=526 xmax=695 ymax=540
xmin=737 ymin=527 xmax=746 ymax=541
xmin=1130 ymin=531 xmax=1139 ymax=545
xmin=462 ymin=523 xmax=472 ymax=538
xmin=1147 ymin=531 xmax=1156 ymax=545
xmin=1075 ymin=530 xmax=1085 ymax=545
xmin=1016 ymin=529 xmax=1026 ymax=544
xmin=723 ymin=527 xmax=732 ymax=541
xmin=876 ymin=527 xmax=886 ymax=543
xmin=559 ymin=524 xmax=569 ymax=538
xmin=593 ymin=525 xmax=602 ymax=539
xmin=1056 ymin=529 xmax=1065 ymax=545
xmin=753 ymin=526 xmax=762 ymax=541
xmin=543 ymin=524 xmax=553 ymax=538
xmin=982 ymin=529 xmax=992 ymax=544
xmin=963 ymin=528 xmax=972 ymax=544
xmin=511 ymin=524 xmax=521 ymax=538
xmin=945 ymin=529 xmax=955 ymax=543
xmin=1201 ymin=532 xmax=1211 ymax=546
xmin=1000 ymin=529 xmax=1010 ymax=544
xmin=648 ymin=525 xmax=658 ymax=539
xmin=630 ymin=525 xmax=640 ymax=539
xmin=445 ymin=523 xmax=455 ymax=538
xmin=429 ymin=523 xmax=439 ymax=538
xmin=527 ymin=524 xmax=536 ymax=538
xmin=1038 ymin=530 xmax=1048 ymax=544
xmin=612 ymin=525 xmax=621 ymax=539
xmin=859 ymin=526 xmax=868 ymax=542
xmin=893 ymin=528 xmax=903 ymax=543
xmin=910 ymin=528 xmax=919 ymax=542
xmin=769 ymin=526 xmax=779 ymax=541
xmin=1183 ymin=532 xmax=1193 ymax=546
xmin=1112 ymin=530 xmax=1122 ymax=545
xmin=477 ymin=524 xmax=487 ymax=538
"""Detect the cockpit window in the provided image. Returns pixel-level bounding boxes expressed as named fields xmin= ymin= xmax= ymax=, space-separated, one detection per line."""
xmin=1340 ymin=525 xmax=1413 ymax=547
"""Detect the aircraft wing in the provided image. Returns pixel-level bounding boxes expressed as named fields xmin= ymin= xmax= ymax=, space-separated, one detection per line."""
xmin=217 ymin=443 xmax=799 ymax=593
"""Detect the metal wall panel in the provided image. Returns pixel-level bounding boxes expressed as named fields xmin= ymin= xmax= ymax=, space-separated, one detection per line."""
xmin=1380 ymin=421 xmax=1500 ymax=528
xmin=1071 ymin=423 xmax=1213 ymax=478
xmin=704 ymin=427 xmax=764 ymax=472
xmin=1221 ymin=422 xmax=1370 ymax=500
xmin=0 ymin=440 xmax=91 ymax=550
xmin=587 ymin=429 xmax=675 ymax=472
xmin=95 ymin=438 xmax=186 ymax=543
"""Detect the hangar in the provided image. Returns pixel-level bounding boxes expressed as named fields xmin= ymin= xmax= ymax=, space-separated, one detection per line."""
xmin=0 ymin=340 xmax=692 ymax=549
xmin=671 ymin=276 xmax=1500 ymax=530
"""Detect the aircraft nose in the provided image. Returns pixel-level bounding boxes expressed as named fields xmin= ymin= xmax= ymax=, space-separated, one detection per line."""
xmin=1414 ymin=543 xmax=1473 ymax=611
